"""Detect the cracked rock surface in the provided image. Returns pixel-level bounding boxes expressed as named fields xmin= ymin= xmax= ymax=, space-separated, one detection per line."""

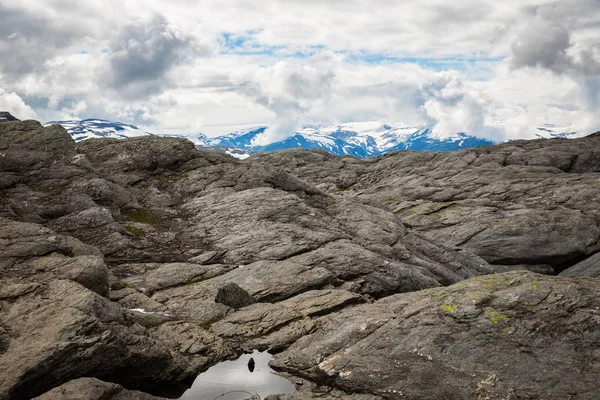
xmin=1 ymin=120 xmax=600 ymax=399
xmin=251 ymin=134 xmax=600 ymax=274
xmin=272 ymin=271 xmax=600 ymax=399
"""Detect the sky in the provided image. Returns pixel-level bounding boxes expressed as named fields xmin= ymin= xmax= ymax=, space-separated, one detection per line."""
xmin=0 ymin=0 xmax=599 ymax=143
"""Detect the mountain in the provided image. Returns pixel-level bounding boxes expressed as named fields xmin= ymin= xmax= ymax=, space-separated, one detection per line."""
xmin=0 ymin=111 xmax=19 ymax=122
xmin=45 ymin=118 xmax=151 ymax=141
xmin=194 ymin=122 xmax=497 ymax=156
xmin=535 ymin=124 xmax=581 ymax=139
xmin=48 ymin=119 xmax=497 ymax=158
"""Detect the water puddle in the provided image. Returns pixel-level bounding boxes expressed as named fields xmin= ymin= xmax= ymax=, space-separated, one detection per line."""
xmin=179 ymin=350 xmax=296 ymax=400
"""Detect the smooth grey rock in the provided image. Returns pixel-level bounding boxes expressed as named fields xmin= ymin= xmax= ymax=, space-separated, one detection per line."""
xmin=559 ymin=251 xmax=600 ymax=277
xmin=252 ymin=135 xmax=600 ymax=272
xmin=272 ymin=271 xmax=600 ymax=399
xmin=32 ymin=377 xmax=167 ymax=400
xmin=0 ymin=280 xmax=196 ymax=400
xmin=4 ymin=121 xmax=600 ymax=399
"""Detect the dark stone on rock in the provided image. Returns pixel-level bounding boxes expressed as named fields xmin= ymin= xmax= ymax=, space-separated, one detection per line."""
xmin=248 ymin=357 xmax=256 ymax=372
xmin=215 ymin=282 xmax=256 ymax=309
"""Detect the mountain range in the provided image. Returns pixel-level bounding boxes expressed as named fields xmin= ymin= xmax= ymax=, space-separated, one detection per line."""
xmin=45 ymin=118 xmax=581 ymax=158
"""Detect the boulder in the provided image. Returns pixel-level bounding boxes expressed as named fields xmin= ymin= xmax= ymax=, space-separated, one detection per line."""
xmin=272 ymin=272 xmax=600 ymax=399
xmin=215 ymin=283 xmax=256 ymax=309
xmin=32 ymin=378 xmax=167 ymax=400
xmin=0 ymin=279 xmax=196 ymax=400
xmin=559 ymin=251 xmax=600 ymax=277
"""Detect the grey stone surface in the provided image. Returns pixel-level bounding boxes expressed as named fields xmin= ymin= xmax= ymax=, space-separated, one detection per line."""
xmin=250 ymin=134 xmax=600 ymax=272
xmin=560 ymin=251 xmax=600 ymax=277
xmin=215 ymin=282 xmax=256 ymax=309
xmin=2 ymin=120 xmax=600 ymax=399
xmin=32 ymin=378 xmax=167 ymax=400
xmin=272 ymin=271 xmax=600 ymax=399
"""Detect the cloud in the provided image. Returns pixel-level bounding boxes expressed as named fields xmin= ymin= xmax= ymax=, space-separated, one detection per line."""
xmin=234 ymin=54 xmax=337 ymax=144
xmin=0 ymin=1 xmax=598 ymax=141
xmin=0 ymin=3 xmax=91 ymax=80
xmin=103 ymin=14 xmax=211 ymax=98
xmin=420 ymin=73 xmax=503 ymax=140
xmin=0 ymin=88 xmax=37 ymax=120
xmin=510 ymin=1 xmax=600 ymax=76
xmin=511 ymin=22 xmax=573 ymax=73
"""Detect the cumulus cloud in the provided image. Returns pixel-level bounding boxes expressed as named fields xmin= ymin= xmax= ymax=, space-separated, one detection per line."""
xmin=0 ymin=3 xmax=96 ymax=80
xmin=0 ymin=0 xmax=598 ymax=141
xmin=103 ymin=14 xmax=211 ymax=98
xmin=421 ymin=73 xmax=503 ymax=140
xmin=0 ymin=88 xmax=37 ymax=120
xmin=234 ymin=55 xmax=337 ymax=144
xmin=511 ymin=1 xmax=600 ymax=76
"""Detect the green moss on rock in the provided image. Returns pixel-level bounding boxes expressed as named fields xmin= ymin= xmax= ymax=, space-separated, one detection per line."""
xmin=124 ymin=225 xmax=145 ymax=236
xmin=440 ymin=303 xmax=458 ymax=312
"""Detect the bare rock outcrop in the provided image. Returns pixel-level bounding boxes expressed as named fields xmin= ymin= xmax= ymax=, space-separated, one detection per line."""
xmin=272 ymin=271 xmax=600 ymax=399
xmin=2 ymin=120 xmax=600 ymax=399
xmin=33 ymin=378 xmax=167 ymax=400
xmin=251 ymin=134 xmax=600 ymax=274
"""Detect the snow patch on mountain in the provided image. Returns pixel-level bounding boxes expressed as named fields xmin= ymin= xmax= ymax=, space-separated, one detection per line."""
xmin=534 ymin=124 xmax=582 ymax=139
xmin=46 ymin=119 xmax=151 ymax=141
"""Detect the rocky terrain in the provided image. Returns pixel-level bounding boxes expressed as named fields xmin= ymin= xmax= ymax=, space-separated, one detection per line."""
xmin=1 ymin=119 xmax=599 ymax=399
xmin=252 ymin=136 xmax=600 ymax=275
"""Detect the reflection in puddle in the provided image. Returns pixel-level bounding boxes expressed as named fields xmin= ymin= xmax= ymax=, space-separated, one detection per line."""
xmin=179 ymin=350 xmax=296 ymax=400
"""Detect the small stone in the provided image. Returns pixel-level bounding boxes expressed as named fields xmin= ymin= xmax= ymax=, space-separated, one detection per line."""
xmin=215 ymin=283 xmax=256 ymax=309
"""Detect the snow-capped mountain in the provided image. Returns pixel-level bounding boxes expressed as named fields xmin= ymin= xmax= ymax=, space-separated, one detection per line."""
xmin=194 ymin=122 xmax=496 ymax=157
xmin=46 ymin=119 xmax=151 ymax=141
xmin=47 ymin=119 xmax=500 ymax=158
xmin=534 ymin=124 xmax=581 ymax=139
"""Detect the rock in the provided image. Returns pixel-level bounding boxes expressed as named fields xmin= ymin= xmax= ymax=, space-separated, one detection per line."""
xmin=188 ymin=250 xmax=222 ymax=264
xmin=188 ymin=301 xmax=233 ymax=326
xmin=147 ymin=321 xmax=235 ymax=369
xmin=215 ymin=282 xmax=256 ymax=309
xmin=117 ymin=262 xmax=235 ymax=295
xmin=0 ymin=218 xmax=107 ymax=296
xmin=32 ymin=377 xmax=167 ymax=400
xmin=253 ymin=136 xmax=600 ymax=272
xmin=559 ymin=252 xmax=600 ymax=277
xmin=210 ymin=290 xmax=364 ymax=351
xmin=0 ymin=279 xmax=197 ymax=400
xmin=126 ymin=308 xmax=177 ymax=328
xmin=3 ymin=121 xmax=600 ymax=399
xmin=266 ymin=392 xmax=383 ymax=400
xmin=271 ymin=272 xmax=600 ymax=399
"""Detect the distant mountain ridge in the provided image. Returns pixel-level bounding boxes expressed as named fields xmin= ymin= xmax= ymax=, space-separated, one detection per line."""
xmin=193 ymin=123 xmax=497 ymax=157
xmin=0 ymin=111 xmax=19 ymax=122
xmin=46 ymin=118 xmax=581 ymax=158
xmin=46 ymin=119 xmax=151 ymax=141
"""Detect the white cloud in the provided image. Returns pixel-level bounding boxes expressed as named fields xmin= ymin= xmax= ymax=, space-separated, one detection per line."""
xmin=0 ymin=0 xmax=598 ymax=141
xmin=0 ymin=88 xmax=37 ymax=120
